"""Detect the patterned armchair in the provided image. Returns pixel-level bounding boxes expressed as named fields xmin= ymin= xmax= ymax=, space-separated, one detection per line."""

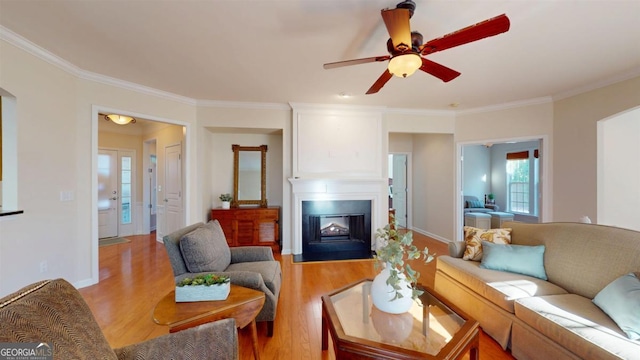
xmin=0 ymin=278 xmax=238 ymax=360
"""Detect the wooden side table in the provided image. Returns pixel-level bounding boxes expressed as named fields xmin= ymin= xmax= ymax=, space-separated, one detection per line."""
xmin=154 ymin=284 xmax=265 ymax=360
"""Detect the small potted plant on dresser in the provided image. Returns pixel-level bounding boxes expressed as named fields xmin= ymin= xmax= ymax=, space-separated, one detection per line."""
xmin=175 ymin=274 xmax=231 ymax=302
xmin=219 ymin=193 xmax=233 ymax=209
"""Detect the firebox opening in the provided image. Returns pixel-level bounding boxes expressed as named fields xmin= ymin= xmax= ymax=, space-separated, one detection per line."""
xmin=300 ymin=200 xmax=372 ymax=261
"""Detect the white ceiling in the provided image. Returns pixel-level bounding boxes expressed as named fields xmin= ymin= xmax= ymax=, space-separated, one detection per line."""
xmin=1 ymin=0 xmax=639 ymax=111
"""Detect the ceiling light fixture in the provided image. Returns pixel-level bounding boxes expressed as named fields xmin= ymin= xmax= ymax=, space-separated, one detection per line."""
xmin=105 ymin=114 xmax=136 ymax=125
xmin=387 ymin=53 xmax=422 ymax=78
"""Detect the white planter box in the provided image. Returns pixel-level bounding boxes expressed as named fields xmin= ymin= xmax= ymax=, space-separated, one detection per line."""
xmin=175 ymin=282 xmax=230 ymax=302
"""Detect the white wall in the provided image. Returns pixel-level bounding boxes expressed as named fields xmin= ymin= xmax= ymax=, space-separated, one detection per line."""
xmin=462 ymin=145 xmax=491 ymax=200
xmin=412 ymin=134 xmax=455 ymax=242
xmin=2 ymin=25 xmax=640 ymax=296
xmin=0 ymin=37 xmax=199 ymax=294
xmin=554 ymin=76 xmax=640 ymax=223
xmin=598 ymin=107 xmax=640 ymax=230
xmin=207 ymin=131 xmax=283 ymax=210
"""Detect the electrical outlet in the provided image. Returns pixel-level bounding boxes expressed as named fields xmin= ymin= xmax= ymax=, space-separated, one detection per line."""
xmin=39 ymin=261 xmax=48 ymax=273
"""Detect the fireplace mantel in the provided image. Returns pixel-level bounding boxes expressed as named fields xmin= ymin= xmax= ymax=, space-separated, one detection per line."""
xmin=288 ymin=177 xmax=386 ymax=255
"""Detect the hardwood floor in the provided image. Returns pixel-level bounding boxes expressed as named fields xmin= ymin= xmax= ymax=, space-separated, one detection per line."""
xmin=79 ymin=231 xmax=515 ymax=360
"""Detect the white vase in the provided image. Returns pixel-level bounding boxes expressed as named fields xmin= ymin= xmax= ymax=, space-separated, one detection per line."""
xmin=221 ymin=201 xmax=230 ymax=209
xmin=371 ymin=263 xmax=414 ymax=314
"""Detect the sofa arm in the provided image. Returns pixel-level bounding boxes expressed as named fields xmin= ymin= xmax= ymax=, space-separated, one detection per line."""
xmin=448 ymin=241 xmax=466 ymax=258
xmin=114 ymin=318 xmax=238 ymax=360
xmin=230 ymin=246 xmax=275 ymax=263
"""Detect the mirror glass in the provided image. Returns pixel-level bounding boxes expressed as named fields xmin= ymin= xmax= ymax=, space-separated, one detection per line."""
xmin=232 ymin=145 xmax=267 ymax=207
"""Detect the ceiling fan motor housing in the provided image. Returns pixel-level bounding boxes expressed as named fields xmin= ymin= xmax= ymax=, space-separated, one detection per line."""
xmin=396 ymin=0 xmax=416 ymax=18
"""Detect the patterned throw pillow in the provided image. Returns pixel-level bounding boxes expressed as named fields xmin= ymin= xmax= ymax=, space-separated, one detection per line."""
xmin=463 ymin=226 xmax=512 ymax=261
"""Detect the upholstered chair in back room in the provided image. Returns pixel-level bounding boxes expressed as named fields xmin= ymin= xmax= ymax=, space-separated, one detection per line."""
xmin=163 ymin=220 xmax=282 ymax=336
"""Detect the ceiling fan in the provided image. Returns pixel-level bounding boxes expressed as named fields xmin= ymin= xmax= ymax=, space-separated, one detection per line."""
xmin=323 ymin=0 xmax=510 ymax=94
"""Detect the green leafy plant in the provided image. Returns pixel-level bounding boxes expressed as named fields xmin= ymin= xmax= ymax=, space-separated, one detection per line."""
xmin=374 ymin=216 xmax=434 ymax=301
xmin=219 ymin=193 xmax=233 ymax=202
xmin=487 ymin=193 xmax=495 ymax=200
xmin=177 ymin=274 xmax=230 ymax=287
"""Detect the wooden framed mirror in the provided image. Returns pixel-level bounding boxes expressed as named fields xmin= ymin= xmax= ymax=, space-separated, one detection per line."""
xmin=232 ymin=144 xmax=267 ymax=207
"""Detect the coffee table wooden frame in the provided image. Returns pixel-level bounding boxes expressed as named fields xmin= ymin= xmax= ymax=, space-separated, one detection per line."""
xmin=321 ymin=279 xmax=479 ymax=360
xmin=154 ymin=284 xmax=265 ymax=360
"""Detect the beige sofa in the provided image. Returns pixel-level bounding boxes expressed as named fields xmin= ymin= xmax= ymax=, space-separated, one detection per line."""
xmin=435 ymin=222 xmax=640 ymax=360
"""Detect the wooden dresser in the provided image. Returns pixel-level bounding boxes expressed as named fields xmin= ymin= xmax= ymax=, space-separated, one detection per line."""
xmin=211 ymin=206 xmax=280 ymax=251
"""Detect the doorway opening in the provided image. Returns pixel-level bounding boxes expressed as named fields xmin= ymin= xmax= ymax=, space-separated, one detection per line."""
xmin=92 ymin=107 xmax=189 ymax=286
xmin=457 ymin=136 xmax=549 ymax=239
xmin=388 ymin=153 xmax=409 ymax=228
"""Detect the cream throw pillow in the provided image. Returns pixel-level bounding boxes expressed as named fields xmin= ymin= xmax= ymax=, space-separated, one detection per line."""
xmin=463 ymin=226 xmax=512 ymax=261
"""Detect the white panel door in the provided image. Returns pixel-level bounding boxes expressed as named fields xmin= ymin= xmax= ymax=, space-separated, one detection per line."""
xmin=392 ymin=154 xmax=408 ymax=228
xmin=164 ymin=143 xmax=183 ymax=235
xmin=98 ymin=149 xmax=118 ymax=238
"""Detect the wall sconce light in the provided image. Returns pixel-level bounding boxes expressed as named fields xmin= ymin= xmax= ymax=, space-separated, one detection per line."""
xmin=105 ymin=114 xmax=136 ymax=125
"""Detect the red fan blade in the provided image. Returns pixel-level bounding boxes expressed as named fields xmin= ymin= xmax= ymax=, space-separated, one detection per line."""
xmin=421 ymin=14 xmax=510 ymax=55
xmin=366 ymin=70 xmax=393 ymax=95
xmin=323 ymin=55 xmax=390 ymax=70
xmin=419 ymin=58 xmax=461 ymax=82
xmin=381 ymin=8 xmax=412 ymax=52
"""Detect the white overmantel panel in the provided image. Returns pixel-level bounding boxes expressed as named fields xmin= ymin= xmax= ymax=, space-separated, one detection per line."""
xmin=288 ymin=178 xmax=387 ymax=255
xmin=291 ymin=104 xmax=383 ymax=178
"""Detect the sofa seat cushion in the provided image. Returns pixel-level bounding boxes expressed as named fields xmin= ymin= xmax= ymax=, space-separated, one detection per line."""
xmin=515 ymin=294 xmax=638 ymax=360
xmin=437 ymin=256 xmax=567 ymax=313
xmin=226 ymin=260 xmax=282 ymax=296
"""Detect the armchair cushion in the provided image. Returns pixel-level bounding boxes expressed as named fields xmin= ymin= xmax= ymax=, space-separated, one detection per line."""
xmin=180 ymin=220 xmax=230 ymax=273
xmin=230 ymin=246 xmax=275 ymax=263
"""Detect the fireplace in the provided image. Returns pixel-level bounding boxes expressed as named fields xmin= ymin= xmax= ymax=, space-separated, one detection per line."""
xmin=301 ymin=200 xmax=371 ymax=259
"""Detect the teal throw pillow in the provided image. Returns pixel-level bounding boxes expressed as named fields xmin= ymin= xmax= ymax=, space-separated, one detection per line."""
xmin=593 ymin=272 xmax=640 ymax=340
xmin=467 ymin=199 xmax=484 ymax=208
xmin=479 ymin=241 xmax=547 ymax=280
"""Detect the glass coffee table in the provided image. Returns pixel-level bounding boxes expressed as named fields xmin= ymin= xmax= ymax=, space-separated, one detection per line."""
xmin=321 ymin=279 xmax=479 ymax=359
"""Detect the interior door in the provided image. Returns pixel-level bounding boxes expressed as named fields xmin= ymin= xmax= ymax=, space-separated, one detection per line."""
xmin=391 ymin=154 xmax=408 ymax=228
xmin=98 ymin=149 xmax=118 ymax=238
xmin=164 ymin=143 xmax=183 ymax=235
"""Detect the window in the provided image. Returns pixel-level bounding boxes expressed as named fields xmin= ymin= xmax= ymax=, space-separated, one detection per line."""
xmin=506 ymin=150 xmax=538 ymax=215
xmin=121 ymin=156 xmax=132 ymax=224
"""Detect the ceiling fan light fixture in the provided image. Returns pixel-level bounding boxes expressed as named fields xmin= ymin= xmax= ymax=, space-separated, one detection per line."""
xmin=105 ymin=114 xmax=136 ymax=125
xmin=388 ymin=53 xmax=421 ymax=78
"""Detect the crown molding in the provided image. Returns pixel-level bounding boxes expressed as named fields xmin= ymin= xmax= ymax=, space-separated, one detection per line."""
xmin=384 ymin=107 xmax=455 ymax=117
xmin=79 ymin=71 xmax=196 ymax=106
xmin=552 ymin=67 xmax=640 ymax=102
xmin=455 ymin=97 xmax=553 ymax=116
xmin=1 ymin=25 xmax=196 ymax=106
xmin=289 ymin=102 xmax=387 ymax=113
xmin=196 ymin=99 xmax=290 ymax=110
xmin=3 ymin=24 xmax=637 ymax=115
xmin=0 ymin=25 xmax=83 ymax=76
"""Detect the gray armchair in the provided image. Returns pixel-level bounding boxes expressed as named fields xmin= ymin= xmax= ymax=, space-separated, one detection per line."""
xmin=0 ymin=278 xmax=238 ymax=360
xmin=163 ymin=221 xmax=281 ymax=336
